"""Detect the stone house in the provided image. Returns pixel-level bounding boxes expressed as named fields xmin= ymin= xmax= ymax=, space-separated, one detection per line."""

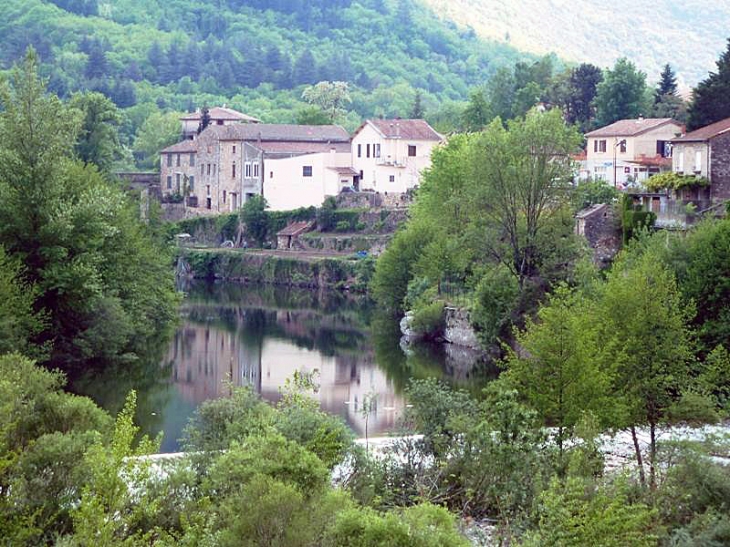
xmin=575 ymin=203 xmax=620 ymax=266
xmin=583 ymin=118 xmax=684 ymax=187
xmin=671 ymin=116 xmax=730 ymax=204
xmin=351 ymin=119 xmax=443 ymax=193
xmin=180 ymin=106 xmax=260 ymax=140
xmin=171 ymin=124 xmax=351 ymax=215
xmin=159 ymin=139 xmax=198 ymax=203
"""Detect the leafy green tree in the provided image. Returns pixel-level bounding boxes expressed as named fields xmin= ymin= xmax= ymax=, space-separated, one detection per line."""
xmin=0 ymin=50 xmax=178 ymax=371
xmin=240 ymin=195 xmax=270 ymax=246
xmin=688 ymin=39 xmax=730 ymax=130
xmin=69 ymin=91 xmax=121 ymax=173
xmin=565 ymin=63 xmax=603 ymax=131
xmin=504 ymin=285 xmax=612 ymax=466
xmin=410 ymin=89 xmax=425 ymax=118
xmin=594 ymin=58 xmax=650 ymax=126
xmin=133 ymin=110 xmax=182 ymax=169
xmin=461 ymin=88 xmax=491 ymax=131
xmin=486 ymin=67 xmax=515 ymax=121
xmin=295 ymin=105 xmax=331 ymax=125
xmin=302 ymin=80 xmax=352 ymax=122
xmin=598 ymin=248 xmax=694 ymax=489
xmin=0 ymin=247 xmax=44 ymax=357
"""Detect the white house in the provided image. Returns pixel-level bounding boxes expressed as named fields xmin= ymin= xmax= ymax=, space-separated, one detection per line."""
xmin=351 ymin=119 xmax=443 ymax=193
xmin=583 ymin=118 xmax=684 ymax=187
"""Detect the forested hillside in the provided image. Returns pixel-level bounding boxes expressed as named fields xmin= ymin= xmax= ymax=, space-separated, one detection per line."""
xmin=2 ymin=0 xmax=529 ymax=135
xmin=423 ymin=0 xmax=729 ymax=88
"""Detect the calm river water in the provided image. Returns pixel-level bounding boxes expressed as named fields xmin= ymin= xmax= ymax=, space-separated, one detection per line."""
xmin=72 ymin=281 xmax=495 ymax=453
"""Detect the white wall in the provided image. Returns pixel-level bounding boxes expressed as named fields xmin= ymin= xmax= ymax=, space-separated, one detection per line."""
xmin=263 ymin=151 xmax=351 ymax=211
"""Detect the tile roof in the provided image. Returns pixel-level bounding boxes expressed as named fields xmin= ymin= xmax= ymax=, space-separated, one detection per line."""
xmin=161 ymin=139 xmax=198 ymax=153
xmin=357 ymin=119 xmax=443 ymax=141
xmin=277 ymin=220 xmax=314 ymax=237
xmin=204 ymin=124 xmax=351 ymax=143
xmin=180 ymin=106 xmax=260 ymax=123
xmin=327 ymin=166 xmax=359 ymax=175
xmin=585 ymin=118 xmax=681 ymax=138
xmin=672 ymin=117 xmax=730 ymax=142
xmin=254 ymin=141 xmax=351 ymax=156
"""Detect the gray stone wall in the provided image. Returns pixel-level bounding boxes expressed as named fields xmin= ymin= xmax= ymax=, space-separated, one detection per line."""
xmin=577 ymin=204 xmax=621 ymax=267
xmin=710 ymin=133 xmax=730 ymax=202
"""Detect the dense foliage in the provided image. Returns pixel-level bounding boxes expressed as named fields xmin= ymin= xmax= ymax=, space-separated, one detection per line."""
xmin=0 ymin=51 xmax=177 ymax=372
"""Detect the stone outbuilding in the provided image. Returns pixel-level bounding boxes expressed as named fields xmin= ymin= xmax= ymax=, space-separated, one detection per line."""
xmin=276 ymin=221 xmax=314 ymax=250
xmin=575 ymin=203 xmax=621 ymax=267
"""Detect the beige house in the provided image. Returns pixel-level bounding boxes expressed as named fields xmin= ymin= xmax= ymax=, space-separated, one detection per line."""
xmin=180 ymin=106 xmax=260 ymax=140
xmin=584 ymin=118 xmax=684 ymax=187
xmin=159 ymin=139 xmax=197 ymax=200
xmin=351 ymin=119 xmax=443 ymax=193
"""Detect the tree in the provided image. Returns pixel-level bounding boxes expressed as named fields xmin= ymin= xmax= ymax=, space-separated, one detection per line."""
xmin=295 ymin=105 xmax=331 ymax=125
xmin=598 ymin=249 xmax=693 ymax=489
xmin=410 ymin=89 xmax=425 ymax=118
xmin=292 ymin=49 xmax=319 ymax=86
xmin=461 ymin=88 xmax=491 ymax=132
xmin=688 ymin=38 xmax=730 ymax=130
xmin=565 ymin=63 xmax=603 ymax=131
xmin=133 ymin=111 xmax=181 ymax=169
xmin=240 ymin=195 xmax=270 ymax=246
xmin=486 ymin=67 xmax=515 ymax=122
xmin=0 ymin=50 xmax=178 ymax=371
xmin=504 ymin=285 xmax=611 ymax=466
xmin=0 ymin=247 xmax=44 ymax=357
xmin=594 ymin=58 xmax=650 ymax=126
xmin=302 ymin=81 xmax=352 ymax=122
xmin=197 ymin=105 xmax=211 ymax=134
xmin=655 ymin=63 xmax=678 ymax=101
xmin=468 ymin=109 xmax=581 ymax=288
xmin=69 ymin=91 xmax=121 ymax=173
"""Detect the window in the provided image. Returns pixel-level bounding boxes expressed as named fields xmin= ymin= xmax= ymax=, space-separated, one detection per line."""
xmin=206 ymin=185 xmax=211 ymax=196
xmin=593 ymin=166 xmax=607 ymax=181
xmin=357 ymin=144 xmax=361 ymax=158
xmin=389 ymin=175 xmax=395 ymax=182
xmin=200 ymin=163 xmax=204 ymax=174
xmin=593 ymin=140 xmax=607 ymax=153
xmin=619 ymin=140 xmax=626 ymax=153
xmin=677 ymin=151 xmax=685 ymax=172
xmin=232 ymin=163 xmax=236 ymax=178
xmin=176 ymin=154 xmax=181 ymax=167
xmin=190 ymin=153 xmax=195 ymax=167
xmin=216 ymin=120 xmax=223 ymax=125
xmin=189 ymin=175 xmax=195 ymax=192
xmin=245 ymin=162 xmax=252 ymax=177
xmin=270 ymin=171 xmax=274 ymax=179
xmin=375 ymin=144 xmax=381 ymax=158
xmin=207 ymin=164 xmax=211 ymax=175
xmin=233 ymin=145 xmax=236 ymax=154
xmin=408 ymin=145 xmax=417 ymax=157
xmin=166 ymin=175 xmax=172 ymax=189
xmin=366 ymin=144 xmax=370 ymax=158
xmin=303 ymin=165 xmax=313 ymax=177
xmin=206 ymin=197 xmax=211 ymax=209
xmin=253 ymin=162 xmax=259 ymax=177
xmin=223 ymin=190 xmax=227 ymax=203
xmin=212 ymin=164 xmax=216 ymax=175
xmin=166 ymin=154 xmax=172 ymax=167
xmin=176 ymin=173 xmax=181 ymax=193
xmin=695 ymin=150 xmax=702 ymax=172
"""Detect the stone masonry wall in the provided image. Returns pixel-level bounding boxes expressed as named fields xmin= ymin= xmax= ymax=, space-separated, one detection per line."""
xmin=711 ymin=132 xmax=730 ymax=202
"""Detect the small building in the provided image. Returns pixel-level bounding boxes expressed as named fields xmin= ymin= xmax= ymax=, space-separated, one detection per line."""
xmin=180 ymin=106 xmax=260 ymax=140
xmin=575 ymin=203 xmax=620 ymax=266
xmin=583 ymin=118 xmax=684 ymax=187
xmin=671 ymin=116 xmax=730 ymax=203
xmin=276 ymin=220 xmax=314 ymax=250
xmin=351 ymin=119 xmax=443 ymax=193
xmin=159 ymin=139 xmax=198 ymax=203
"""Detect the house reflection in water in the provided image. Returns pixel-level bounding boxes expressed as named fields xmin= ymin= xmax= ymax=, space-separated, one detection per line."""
xmin=168 ymin=308 xmax=405 ymax=437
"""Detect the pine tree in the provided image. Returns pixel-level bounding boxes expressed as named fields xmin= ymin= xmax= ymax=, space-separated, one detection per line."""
xmin=410 ymin=90 xmax=425 ymax=118
xmin=687 ymin=39 xmax=730 ymax=130
xmin=198 ymin=106 xmax=211 ymax=134
xmin=655 ymin=63 xmax=678 ymax=101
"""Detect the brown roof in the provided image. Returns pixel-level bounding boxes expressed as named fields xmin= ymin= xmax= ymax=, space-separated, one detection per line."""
xmin=277 ymin=221 xmax=314 ymax=237
xmin=585 ymin=118 xmax=681 ymax=138
xmin=204 ymin=124 xmax=350 ymax=143
xmin=327 ymin=166 xmax=359 ymax=175
xmin=253 ymin=141 xmax=351 ymax=157
xmin=356 ymin=119 xmax=443 ymax=141
xmin=672 ymin=117 xmax=730 ymax=143
xmin=161 ymin=140 xmax=198 ymax=153
xmin=180 ymin=106 xmax=260 ymax=123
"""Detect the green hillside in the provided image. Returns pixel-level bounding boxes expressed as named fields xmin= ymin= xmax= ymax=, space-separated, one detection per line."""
xmin=1 ymin=0 xmax=531 ymax=134
xmin=424 ymin=0 xmax=729 ymax=87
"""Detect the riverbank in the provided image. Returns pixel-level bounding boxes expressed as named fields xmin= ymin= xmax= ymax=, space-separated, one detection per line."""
xmin=177 ymin=247 xmax=374 ymax=291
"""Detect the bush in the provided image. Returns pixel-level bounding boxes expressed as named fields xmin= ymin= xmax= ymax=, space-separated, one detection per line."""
xmin=471 ymin=265 xmax=519 ymax=347
xmin=410 ymin=300 xmax=445 ymax=338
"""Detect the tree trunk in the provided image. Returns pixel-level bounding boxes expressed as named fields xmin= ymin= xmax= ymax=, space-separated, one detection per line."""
xmin=631 ymin=426 xmax=646 ymax=487
xmin=649 ymin=421 xmax=657 ymax=491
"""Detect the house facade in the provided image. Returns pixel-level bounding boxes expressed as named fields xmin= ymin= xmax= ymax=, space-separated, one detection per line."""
xmin=180 ymin=106 xmax=260 ymax=140
xmin=671 ymin=117 xmax=730 ymax=203
xmin=159 ymin=139 xmax=198 ymax=200
xmin=161 ymin=124 xmax=352 ymax=215
xmin=351 ymin=119 xmax=443 ymax=193
xmin=583 ymin=118 xmax=684 ymax=187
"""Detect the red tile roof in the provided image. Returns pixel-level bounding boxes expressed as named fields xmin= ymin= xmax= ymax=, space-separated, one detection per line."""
xmin=356 ymin=119 xmax=442 ymax=141
xmin=204 ymin=124 xmax=350 ymax=143
xmin=254 ymin=141 xmax=351 ymax=156
xmin=161 ymin=139 xmax=198 ymax=153
xmin=585 ymin=118 xmax=682 ymax=138
xmin=672 ymin=117 xmax=730 ymax=142
xmin=180 ymin=106 xmax=260 ymax=123
xmin=277 ymin=221 xmax=314 ymax=237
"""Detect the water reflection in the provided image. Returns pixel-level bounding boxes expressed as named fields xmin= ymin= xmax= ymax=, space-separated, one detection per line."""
xmin=73 ymin=281 xmax=496 ymax=453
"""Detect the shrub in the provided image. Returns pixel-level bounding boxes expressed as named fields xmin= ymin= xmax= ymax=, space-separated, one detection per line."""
xmin=471 ymin=265 xmax=519 ymax=347
xmin=410 ymin=300 xmax=445 ymax=338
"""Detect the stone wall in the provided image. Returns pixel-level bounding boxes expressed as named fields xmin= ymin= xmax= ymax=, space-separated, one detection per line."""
xmin=335 ymin=191 xmax=412 ymax=210
xmin=576 ymin=203 xmax=621 ymax=267
xmin=711 ymin=132 xmax=730 ymax=202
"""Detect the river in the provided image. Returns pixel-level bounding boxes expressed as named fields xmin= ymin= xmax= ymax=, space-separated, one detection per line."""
xmin=72 ymin=281 xmax=496 ymax=453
